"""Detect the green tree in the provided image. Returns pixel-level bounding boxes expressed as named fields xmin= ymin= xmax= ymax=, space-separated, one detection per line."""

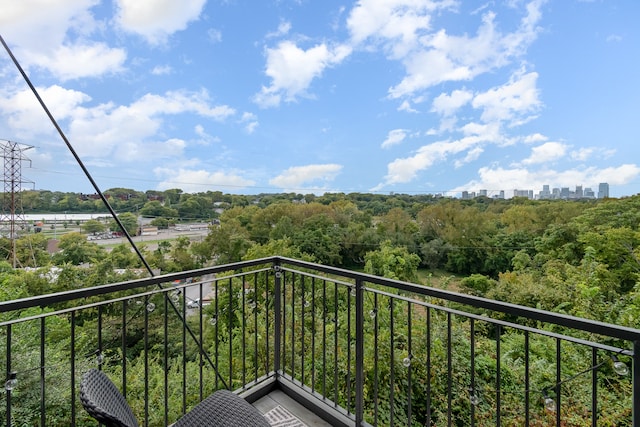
xmin=82 ymin=219 xmax=106 ymax=235
xmin=109 ymin=212 xmax=139 ymax=236
xmin=364 ymin=240 xmax=421 ymax=282
xmin=54 ymin=232 xmax=105 ymax=265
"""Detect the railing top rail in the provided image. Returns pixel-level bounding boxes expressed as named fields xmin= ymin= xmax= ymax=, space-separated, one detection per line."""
xmin=274 ymin=256 xmax=640 ymax=343
xmin=2 ymin=255 xmax=639 ymax=343
xmin=0 ymin=257 xmax=273 ymax=313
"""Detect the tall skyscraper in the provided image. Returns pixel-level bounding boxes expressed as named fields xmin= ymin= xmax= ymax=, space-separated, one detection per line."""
xmin=598 ymin=183 xmax=610 ymax=199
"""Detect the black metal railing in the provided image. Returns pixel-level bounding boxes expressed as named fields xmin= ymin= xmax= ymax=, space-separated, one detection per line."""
xmin=1 ymin=257 xmax=639 ymax=426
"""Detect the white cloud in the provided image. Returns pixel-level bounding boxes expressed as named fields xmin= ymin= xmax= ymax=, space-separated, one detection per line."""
xmin=0 ymin=0 xmax=99 ymax=50
xmin=152 ymin=65 xmax=173 ymax=75
xmin=472 ymin=71 xmax=541 ymax=124
xmin=398 ymin=100 xmax=418 ymax=113
xmin=269 ymin=164 xmax=343 ymax=190
xmin=208 ymin=28 xmax=222 ymax=44
xmin=240 ymin=112 xmax=259 ymax=134
xmin=431 ymin=89 xmax=473 ymax=116
xmin=376 ymin=120 xmax=504 ymax=188
xmin=29 ymin=43 xmax=127 ymax=81
xmin=454 ymin=146 xmax=484 ymax=168
xmin=267 ymin=21 xmax=292 ymax=39
xmin=0 ymin=85 xmax=235 ymax=161
xmin=523 ymin=133 xmax=548 ymax=143
xmin=521 ymin=142 xmax=567 ymax=165
xmin=155 ymin=168 xmax=255 ymax=193
xmin=347 ymin=0 xmax=457 ymax=58
xmin=386 ymin=2 xmax=545 ymax=98
xmin=606 ymin=34 xmax=622 ymax=43
xmin=254 ymin=41 xmax=352 ymax=108
xmin=0 ymin=85 xmax=90 ymax=137
xmin=379 ymin=138 xmax=476 ymax=186
xmin=381 ymin=129 xmax=408 ymax=148
xmin=67 ymin=90 xmax=235 ymax=159
xmin=0 ymin=0 xmax=126 ymax=79
xmin=115 ymin=0 xmax=207 ymax=44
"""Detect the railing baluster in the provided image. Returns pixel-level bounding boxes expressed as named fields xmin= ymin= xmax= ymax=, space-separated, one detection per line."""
xmin=291 ymin=272 xmax=295 ymax=380
xmin=355 ymin=279 xmax=364 ymax=426
xmin=242 ymin=275 xmax=247 ymax=388
xmin=447 ymin=311 xmax=452 ymax=427
xmin=390 ymin=297 xmax=395 ymax=426
xmin=346 ymin=284 xmax=352 ymax=414
xmin=5 ymin=323 xmax=11 ymax=427
xmin=265 ymin=271 xmax=271 ymax=376
xmin=525 ymin=331 xmax=530 ymax=425
xmin=407 ymin=301 xmax=412 ymax=426
xmin=199 ymin=280 xmax=204 ymax=400
xmin=40 ymin=317 xmax=45 ymax=427
xmin=228 ymin=276 xmax=233 ymax=389
xmin=496 ymin=324 xmax=501 ymax=427
xmin=633 ymin=340 xmax=640 ymax=427
xmin=311 ymin=276 xmax=316 ymax=393
xmin=333 ymin=281 xmax=338 ymax=407
xmin=373 ymin=292 xmax=379 ymax=426
xmin=122 ymin=300 xmax=127 ymax=399
xmin=470 ymin=318 xmax=475 ymax=427
xmin=164 ymin=292 xmax=169 ymax=426
xmin=426 ymin=306 xmax=431 ymax=427
xmin=322 ymin=278 xmax=327 ymax=399
xmin=273 ymin=263 xmax=282 ymax=376
xmin=282 ymin=271 xmax=287 ymax=375
xmin=556 ymin=338 xmax=561 ymax=427
xmin=214 ymin=279 xmax=220 ymax=389
xmin=301 ymin=275 xmax=306 ymax=387
xmin=253 ymin=272 xmax=258 ymax=384
xmin=592 ymin=347 xmax=598 ymax=427
xmin=70 ymin=311 xmax=76 ymax=427
xmin=144 ymin=295 xmax=149 ymax=425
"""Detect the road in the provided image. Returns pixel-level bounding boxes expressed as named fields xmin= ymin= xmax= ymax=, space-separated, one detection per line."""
xmin=183 ymin=274 xmax=214 ymax=309
xmin=94 ymin=227 xmax=209 ymax=251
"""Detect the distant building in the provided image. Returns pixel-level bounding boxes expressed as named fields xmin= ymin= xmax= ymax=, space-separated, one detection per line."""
xmin=539 ymin=185 xmax=551 ymax=199
xmin=513 ymin=189 xmax=533 ymax=199
xmin=598 ymin=183 xmax=609 ymax=199
xmin=584 ymin=187 xmax=595 ymax=198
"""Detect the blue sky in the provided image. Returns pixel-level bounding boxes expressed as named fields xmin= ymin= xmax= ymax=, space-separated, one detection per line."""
xmin=0 ymin=0 xmax=638 ymax=198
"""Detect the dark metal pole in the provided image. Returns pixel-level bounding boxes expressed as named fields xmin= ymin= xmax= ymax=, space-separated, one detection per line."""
xmin=634 ymin=340 xmax=640 ymax=427
xmin=274 ymin=263 xmax=282 ymax=375
xmin=355 ymin=279 xmax=364 ymax=426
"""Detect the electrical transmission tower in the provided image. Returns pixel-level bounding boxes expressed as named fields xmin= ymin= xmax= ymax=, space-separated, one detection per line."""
xmin=0 ymin=139 xmax=33 ymax=267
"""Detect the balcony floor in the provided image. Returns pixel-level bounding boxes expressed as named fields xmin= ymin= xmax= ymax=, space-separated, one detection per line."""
xmin=254 ymin=389 xmax=333 ymax=427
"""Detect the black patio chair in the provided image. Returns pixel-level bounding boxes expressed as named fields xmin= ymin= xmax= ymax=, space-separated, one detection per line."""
xmin=79 ymin=368 xmax=270 ymax=427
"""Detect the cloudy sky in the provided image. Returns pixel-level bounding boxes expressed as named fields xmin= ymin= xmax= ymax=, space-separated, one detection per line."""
xmin=0 ymin=0 xmax=638 ymax=197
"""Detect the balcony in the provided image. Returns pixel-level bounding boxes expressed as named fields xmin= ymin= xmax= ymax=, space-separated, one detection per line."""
xmin=1 ymin=256 xmax=638 ymax=426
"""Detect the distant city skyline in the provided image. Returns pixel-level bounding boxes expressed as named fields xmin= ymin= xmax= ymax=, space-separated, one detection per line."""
xmin=461 ymin=183 xmax=610 ymax=200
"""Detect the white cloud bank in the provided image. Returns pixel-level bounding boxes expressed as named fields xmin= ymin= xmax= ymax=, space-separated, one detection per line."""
xmin=270 ymin=164 xmax=343 ymax=192
xmin=115 ymin=0 xmax=207 ymax=44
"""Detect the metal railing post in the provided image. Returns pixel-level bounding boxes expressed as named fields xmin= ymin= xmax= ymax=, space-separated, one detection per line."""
xmin=274 ymin=263 xmax=282 ymax=375
xmin=634 ymin=340 xmax=640 ymax=427
xmin=355 ymin=279 xmax=364 ymax=426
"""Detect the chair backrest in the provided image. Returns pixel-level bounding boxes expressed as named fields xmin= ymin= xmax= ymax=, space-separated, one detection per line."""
xmin=79 ymin=369 xmax=139 ymax=427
